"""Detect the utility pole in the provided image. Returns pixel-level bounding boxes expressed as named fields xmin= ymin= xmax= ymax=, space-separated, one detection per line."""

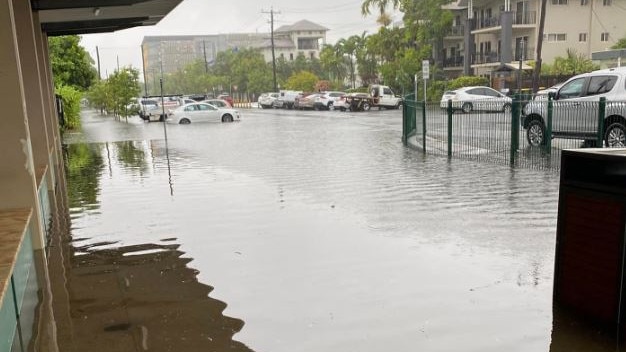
xmin=141 ymin=44 xmax=148 ymax=97
xmin=117 ymin=55 xmax=120 ymax=71
xmin=203 ymin=40 xmax=208 ymax=73
xmin=262 ymin=7 xmax=280 ymax=92
xmin=532 ymin=0 xmax=547 ymax=93
xmin=96 ymin=45 xmax=101 ymax=80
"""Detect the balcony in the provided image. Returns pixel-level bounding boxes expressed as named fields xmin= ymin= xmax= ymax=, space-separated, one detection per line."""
xmin=445 ymin=25 xmax=465 ymax=38
xmin=514 ymin=11 xmax=536 ymax=25
xmin=473 ymin=51 xmax=500 ymax=64
xmin=472 ymin=11 xmax=536 ymax=31
xmin=443 ymin=56 xmax=464 ymax=68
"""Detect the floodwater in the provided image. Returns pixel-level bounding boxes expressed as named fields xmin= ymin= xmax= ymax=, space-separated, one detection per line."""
xmin=58 ymin=108 xmax=616 ymax=351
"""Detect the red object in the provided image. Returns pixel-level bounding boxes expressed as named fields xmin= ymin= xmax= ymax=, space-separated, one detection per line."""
xmin=217 ymin=94 xmax=234 ymax=107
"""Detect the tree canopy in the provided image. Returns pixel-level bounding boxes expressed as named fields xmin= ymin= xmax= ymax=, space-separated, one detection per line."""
xmin=48 ymin=35 xmax=97 ymax=90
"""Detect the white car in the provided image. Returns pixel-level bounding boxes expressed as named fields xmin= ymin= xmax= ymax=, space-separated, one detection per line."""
xmin=440 ymin=86 xmax=512 ymax=113
xmin=522 ymin=67 xmax=626 ymax=147
xmin=313 ymin=91 xmax=345 ymax=110
xmin=167 ymin=102 xmax=240 ymax=124
xmin=258 ymin=92 xmax=279 ymax=109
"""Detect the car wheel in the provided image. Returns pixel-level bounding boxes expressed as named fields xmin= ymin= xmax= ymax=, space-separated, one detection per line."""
xmin=605 ymin=122 xmax=626 ymax=147
xmin=179 ymin=118 xmax=191 ymax=125
xmin=363 ymin=102 xmax=371 ymax=111
xmin=328 ymin=102 xmax=333 ymax=110
xmin=395 ymin=102 xmax=401 ymax=109
xmin=222 ymin=114 xmax=234 ymax=123
xmin=461 ymin=102 xmax=473 ymax=114
xmin=503 ymin=103 xmax=512 ymax=113
xmin=526 ymin=119 xmax=545 ymax=147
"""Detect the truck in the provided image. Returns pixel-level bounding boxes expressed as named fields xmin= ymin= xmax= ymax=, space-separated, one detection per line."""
xmin=343 ymin=85 xmax=403 ymax=111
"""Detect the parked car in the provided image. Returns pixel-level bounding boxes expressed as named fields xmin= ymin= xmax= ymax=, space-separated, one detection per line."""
xmin=313 ymin=91 xmax=345 ymax=110
xmin=167 ymin=102 xmax=240 ymax=124
xmin=295 ymin=94 xmax=321 ymax=110
xmin=522 ymin=67 xmax=626 ymax=147
xmin=533 ymin=83 xmax=564 ymax=101
xmin=258 ymin=92 xmax=279 ymax=109
xmin=202 ymin=98 xmax=232 ymax=108
xmin=217 ymin=94 xmax=234 ymax=107
xmin=333 ymin=95 xmax=349 ymax=111
xmin=440 ymin=86 xmax=512 ymax=113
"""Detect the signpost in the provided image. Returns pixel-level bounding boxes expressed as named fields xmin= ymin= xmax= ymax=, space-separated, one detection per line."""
xmin=422 ymin=60 xmax=429 ymax=103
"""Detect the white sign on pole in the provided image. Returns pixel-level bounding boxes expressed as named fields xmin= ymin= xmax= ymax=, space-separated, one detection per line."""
xmin=422 ymin=60 xmax=430 ymax=80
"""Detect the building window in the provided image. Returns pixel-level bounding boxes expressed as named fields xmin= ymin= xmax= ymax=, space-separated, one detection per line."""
xmin=601 ymin=32 xmax=610 ymax=41
xmin=545 ymin=33 xmax=567 ymax=41
xmin=581 ymin=0 xmax=588 ymax=4
xmin=579 ymin=33 xmax=587 ymax=42
xmin=290 ymin=53 xmax=294 ymax=60
xmin=603 ymin=0 xmax=612 ymax=5
xmin=551 ymin=0 xmax=568 ymax=4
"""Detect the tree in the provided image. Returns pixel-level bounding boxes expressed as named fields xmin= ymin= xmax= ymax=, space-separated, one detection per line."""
xmin=106 ymin=67 xmax=141 ymax=117
xmin=285 ymin=71 xmax=319 ymax=92
xmin=48 ymin=35 xmax=97 ymax=90
xmin=541 ymin=49 xmax=599 ymax=75
xmin=612 ymin=37 xmax=626 ymax=49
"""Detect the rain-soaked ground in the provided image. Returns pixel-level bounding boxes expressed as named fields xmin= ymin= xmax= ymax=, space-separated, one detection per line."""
xmin=57 ymin=107 xmax=619 ymax=352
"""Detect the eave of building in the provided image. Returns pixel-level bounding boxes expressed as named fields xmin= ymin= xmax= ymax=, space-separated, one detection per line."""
xmin=35 ymin=0 xmax=184 ymax=36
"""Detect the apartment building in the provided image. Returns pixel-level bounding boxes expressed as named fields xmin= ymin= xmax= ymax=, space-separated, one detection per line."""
xmin=440 ymin=0 xmax=626 ymax=77
xmin=141 ymin=20 xmax=328 ymax=89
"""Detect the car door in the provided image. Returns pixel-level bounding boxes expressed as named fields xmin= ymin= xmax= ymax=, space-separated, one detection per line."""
xmin=183 ymin=104 xmax=199 ymax=121
xmin=466 ymin=88 xmax=486 ymax=110
xmin=197 ymin=103 xmax=220 ymax=122
xmin=481 ymin=87 xmax=506 ymax=111
xmin=553 ymin=77 xmax=587 ymax=134
xmin=580 ymin=75 xmax=618 ymax=133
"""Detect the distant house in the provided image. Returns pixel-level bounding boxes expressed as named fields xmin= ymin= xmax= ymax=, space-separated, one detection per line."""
xmin=258 ymin=20 xmax=328 ymax=62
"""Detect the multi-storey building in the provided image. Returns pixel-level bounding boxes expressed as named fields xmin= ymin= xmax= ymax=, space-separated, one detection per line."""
xmin=141 ymin=19 xmax=328 ymax=91
xmin=440 ymin=0 xmax=625 ymax=78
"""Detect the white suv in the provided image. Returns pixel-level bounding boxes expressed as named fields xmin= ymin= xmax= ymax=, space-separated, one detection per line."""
xmin=522 ymin=67 xmax=626 ymax=147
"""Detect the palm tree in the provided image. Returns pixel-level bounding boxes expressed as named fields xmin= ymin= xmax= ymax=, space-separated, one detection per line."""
xmin=361 ymin=0 xmax=402 ymax=26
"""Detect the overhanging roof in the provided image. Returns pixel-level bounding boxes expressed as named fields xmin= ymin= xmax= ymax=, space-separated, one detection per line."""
xmin=35 ymin=0 xmax=183 ymax=36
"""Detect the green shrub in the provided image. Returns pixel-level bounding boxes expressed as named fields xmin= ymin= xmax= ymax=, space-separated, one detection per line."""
xmin=446 ymin=76 xmax=489 ymax=90
xmin=56 ymin=85 xmax=82 ymax=130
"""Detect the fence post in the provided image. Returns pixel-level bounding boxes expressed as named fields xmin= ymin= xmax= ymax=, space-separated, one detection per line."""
xmin=402 ymin=96 xmax=408 ymax=144
xmin=447 ymin=99 xmax=453 ymax=158
xmin=597 ymin=97 xmax=606 ymax=148
xmin=546 ymin=97 xmax=553 ymax=152
xmin=422 ymin=100 xmax=427 ymax=152
xmin=510 ymin=94 xmax=520 ymax=166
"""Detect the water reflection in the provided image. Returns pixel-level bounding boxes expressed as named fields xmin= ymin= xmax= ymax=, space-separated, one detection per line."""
xmin=57 ymin=110 xmax=624 ymax=351
xmin=59 ymin=140 xmax=252 ymax=352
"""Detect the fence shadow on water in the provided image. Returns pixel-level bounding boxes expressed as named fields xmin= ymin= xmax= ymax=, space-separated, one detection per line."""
xmin=402 ymin=95 xmax=626 ymax=172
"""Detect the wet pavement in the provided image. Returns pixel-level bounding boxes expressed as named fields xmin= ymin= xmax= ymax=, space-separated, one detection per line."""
xmin=56 ymin=108 xmax=617 ymax=351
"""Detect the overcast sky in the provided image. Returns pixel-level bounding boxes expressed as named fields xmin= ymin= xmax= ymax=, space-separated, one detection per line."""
xmin=80 ymin=0 xmax=400 ymax=79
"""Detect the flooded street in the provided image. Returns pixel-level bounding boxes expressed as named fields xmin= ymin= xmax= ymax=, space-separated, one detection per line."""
xmin=60 ymin=108 xmax=592 ymax=351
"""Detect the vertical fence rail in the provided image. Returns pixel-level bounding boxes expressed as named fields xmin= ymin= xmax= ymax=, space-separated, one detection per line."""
xmin=422 ymin=102 xmax=427 ymax=152
xmin=447 ymin=100 xmax=453 ymax=158
xmin=597 ymin=97 xmax=606 ymax=147
xmin=546 ymin=98 xmax=553 ymax=152
xmin=510 ymin=97 xmax=520 ymax=166
xmin=399 ymin=93 xmax=622 ymax=171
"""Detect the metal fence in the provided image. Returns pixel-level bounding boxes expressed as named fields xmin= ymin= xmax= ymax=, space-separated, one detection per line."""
xmin=402 ymin=95 xmax=626 ymax=171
